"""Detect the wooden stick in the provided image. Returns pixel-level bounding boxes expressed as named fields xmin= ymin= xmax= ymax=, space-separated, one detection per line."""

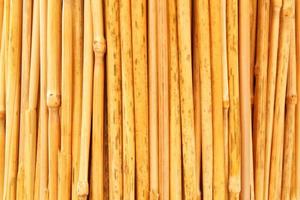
xmin=3 ymin=0 xmax=22 ymax=198
xmin=71 ymin=0 xmax=83 ymax=199
xmin=39 ymin=0 xmax=48 ymax=199
xmin=47 ymin=0 xmax=62 ymax=198
xmin=250 ymin=0 xmax=258 ymax=102
xmin=131 ymin=0 xmax=149 ymax=199
xmin=177 ymin=0 xmax=197 ymax=198
xmin=168 ymin=0 xmax=182 ymax=199
xmin=34 ymin=114 xmax=41 ymax=200
xmin=90 ymin=0 xmax=106 ymax=199
xmin=106 ymin=0 xmax=123 ymax=198
xmin=281 ymin=12 xmax=296 ymax=199
xmin=24 ymin=0 xmax=40 ymax=198
xmin=0 ymin=0 xmax=3 ymax=47
xmin=148 ymin=0 xmax=159 ymax=198
xmin=58 ymin=0 xmax=72 ymax=199
xmin=268 ymin=0 xmax=293 ymax=197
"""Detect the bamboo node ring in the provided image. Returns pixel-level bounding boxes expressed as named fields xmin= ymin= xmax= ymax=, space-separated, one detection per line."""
xmin=46 ymin=93 xmax=61 ymax=108
xmin=93 ymin=37 xmax=106 ymax=56
xmin=286 ymin=95 xmax=297 ymax=105
xmin=77 ymin=181 xmax=89 ymax=196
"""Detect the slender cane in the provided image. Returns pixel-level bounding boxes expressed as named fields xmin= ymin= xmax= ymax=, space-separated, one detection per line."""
xmin=281 ymin=12 xmax=296 ymax=199
xmin=250 ymin=0 xmax=258 ymax=102
xmin=34 ymin=117 xmax=41 ymax=200
xmin=268 ymin=0 xmax=293 ymax=198
xmin=0 ymin=0 xmax=3 ymax=47
xmin=177 ymin=0 xmax=197 ymax=198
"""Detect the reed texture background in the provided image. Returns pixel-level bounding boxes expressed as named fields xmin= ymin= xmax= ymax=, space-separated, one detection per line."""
xmin=0 ymin=0 xmax=299 ymax=199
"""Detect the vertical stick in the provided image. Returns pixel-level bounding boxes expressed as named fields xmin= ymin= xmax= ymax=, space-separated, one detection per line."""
xmin=131 ymin=0 xmax=149 ymax=199
xmin=106 ymin=0 xmax=123 ymax=198
xmin=177 ymin=0 xmax=197 ymax=198
xmin=250 ymin=0 xmax=258 ymax=101
xmin=148 ymin=0 xmax=159 ymax=198
xmin=34 ymin=115 xmax=41 ymax=200
xmin=0 ymin=0 xmax=3 ymax=47
xmin=268 ymin=0 xmax=293 ymax=198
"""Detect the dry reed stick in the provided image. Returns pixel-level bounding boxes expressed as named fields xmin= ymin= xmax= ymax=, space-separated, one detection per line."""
xmin=3 ymin=0 xmax=22 ymax=198
xmin=239 ymin=0 xmax=251 ymax=198
xmin=106 ymin=0 xmax=123 ymax=198
xmin=227 ymin=0 xmax=241 ymax=198
xmin=34 ymin=117 xmax=41 ymax=200
xmin=168 ymin=0 xmax=182 ymax=199
xmin=148 ymin=0 xmax=159 ymax=199
xmin=47 ymin=0 xmax=62 ymax=198
xmin=250 ymin=0 xmax=258 ymax=101
xmin=0 ymin=0 xmax=3 ymax=47
xmin=253 ymin=0 xmax=270 ymax=198
xmin=90 ymin=0 xmax=106 ymax=199
xmin=295 ymin=0 xmax=300 ymax=198
xmin=131 ymin=0 xmax=149 ymax=199
xmin=210 ymin=0 xmax=226 ymax=199
xmin=177 ymin=0 xmax=197 ymax=198
xmin=24 ymin=0 xmax=40 ymax=198
xmin=58 ymin=0 xmax=72 ymax=199
xmin=119 ymin=0 xmax=135 ymax=199
xmin=268 ymin=0 xmax=293 ymax=198
xmin=281 ymin=13 xmax=296 ymax=199
xmin=71 ymin=0 xmax=83 ymax=199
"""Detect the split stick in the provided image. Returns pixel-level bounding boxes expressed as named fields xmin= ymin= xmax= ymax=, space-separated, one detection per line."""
xmin=131 ymin=0 xmax=149 ymax=199
xmin=58 ymin=0 xmax=73 ymax=199
xmin=47 ymin=0 xmax=62 ymax=198
xmin=177 ymin=0 xmax=197 ymax=198
xmin=281 ymin=13 xmax=296 ymax=199
xmin=71 ymin=0 xmax=83 ymax=199
xmin=148 ymin=0 xmax=159 ymax=198
xmin=90 ymin=0 xmax=106 ymax=199
xmin=3 ymin=0 xmax=22 ymax=198
xmin=24 ymin=0 xmax=40 ymax=198
xmin=250 ymin=0 xmax=258 ymax=101
xmin=106 ymin=0 xmax=123 ymax=198
xmin=268 ymin=0 xmax=293 ymax=198
xmin=168 ymin=0 xmax=182 ymax=199
xmin=34 ymin=116 xmax=41 ymax=200
xmin=119 ymin=0 xmax=135 ymax=199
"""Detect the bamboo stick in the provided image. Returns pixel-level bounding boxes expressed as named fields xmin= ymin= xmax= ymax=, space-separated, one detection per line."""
xmin=281 ymin=13 xmax=296 ymax=199
xmin=0 ymin=0 xmax=3 ymax=47
xmin=253 ymin=0 xmax=270 ymax=198
xmin=34 ymin=114 xmax=41 ymax=200
xmin=148 ymin=0 xmax=159 ymax=198
xmin=264 ymin=0 xmax=282 ymax=198
xmin=24 ymin=0 xmax=40 ymax=198
xmin=210 ymin=0 xmax=226 ymax=199
xmin=90 ymin=0 xmax=106 ymax=199
xmin=39 ymin=0 xmax=48 ymax=199
xmin=3 ymin=0 xmax=22 ymax=198
xmin=268 ymin=0 xmax=293 ymax=198
xmin=239 ymin=0 xmax=251 ymax=198
xmin=58 ymin=0 xmax=72 ymax=199
xmin=227 ymin=0 xmax=241 ymax=198
xmin=131 ymin=0 xmax=149 ymax=199
xmin=168 ymin=0 xmax=182 ymax=199
xmin=71 ymin=0 xmax=83 ymax=199
xmin=177 ymin=0 xmax=197 ymax=198
xmin=250 ymin=0 xmax=258 ymax=101
xmin=106 ymin=0 xmax=123 ymax=198
xmin=119 ymin=0 xmax=135 ymax=199
xmin=47 ymin=0 xmax=62 ymax=198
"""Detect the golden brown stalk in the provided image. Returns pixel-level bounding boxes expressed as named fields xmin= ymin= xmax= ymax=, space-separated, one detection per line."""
xmin=227 ymin=0 xmax=241 ymax=198
xmin=295 ymin=0 xmax=300 ymax=199
xmin=39 ymin=0 xmax=48 ymax=199
xmin=106 ymin=0 xmax=123 ymax=198
xmin=168 ymin=0 xmax=182 ymax=199
xmin=210 ymin=0 xmax=226 ymax=199
xmin=77 ymin=0 xmax=93 ymax=198
xmin=195 ymin=0 xmax=213 ymax=198
xmin=131 ymin=0 xmax=149 ymax=199
xmin=264 ymin=1 xmax=282 ymax=198
xmin=24 ymin=0 xmax=40 ymax=198
xmin=34 ymin=118 xmax=41 ymax=200
xmin=58 ymin=0 xmax=72 ymax=199
xmin=71 ymin=0 xmax=83 ymax=199
xmin=90 ymin=0 xmax=106 ymax=199
xmin=253 ymin=0 xmax=270 ymax=198
xmin=268 ymin=0 xmax=293 ymax=198
xmin=47 ymin=0 xmax=62 ymax=198
xmin=177 ymin=0 xmax=197 ymax=198
xmin=119 ymin=0 xmax=135 ymax=199
xmin=3 ymin=0 xmax=22 ymax=198
xmin=0 ymin=0 xmax=3 ymax=46
xmin=250 ymin=0 xmax=258 ymax=101
xmin=239 ymin=0 xmax=252 ymax=198
xmin=281 ymin=14 xmax=296 ymax=199
xmin=148 ymin=0 xmax=159 ymax=198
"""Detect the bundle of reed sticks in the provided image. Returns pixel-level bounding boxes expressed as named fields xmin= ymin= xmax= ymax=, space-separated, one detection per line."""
xmin=0 ymin=0 xmax=299 ymax=199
